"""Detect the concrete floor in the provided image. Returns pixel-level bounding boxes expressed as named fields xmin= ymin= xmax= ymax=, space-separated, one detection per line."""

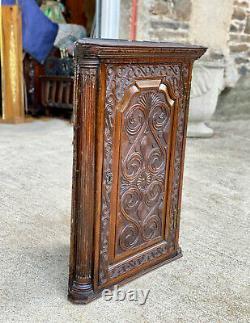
xmin=0 ymin=118 xmax=249 ymax=322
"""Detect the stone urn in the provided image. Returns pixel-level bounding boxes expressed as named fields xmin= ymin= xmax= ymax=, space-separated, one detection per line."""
xmin=187 ymin=60 xmax=225 ymax=138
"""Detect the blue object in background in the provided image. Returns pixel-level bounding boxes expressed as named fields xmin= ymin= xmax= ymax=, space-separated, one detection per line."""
xmin=2 ymin=0 xmax=58 ymax=63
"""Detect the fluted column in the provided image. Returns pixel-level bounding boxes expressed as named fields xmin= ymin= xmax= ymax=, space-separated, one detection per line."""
xmin=68 ymin=59 xmax=99 ymax=303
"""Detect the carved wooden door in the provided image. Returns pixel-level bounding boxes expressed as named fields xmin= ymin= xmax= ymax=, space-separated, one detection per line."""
xmin=112 ymin=81 xmax=174 ymax=257
xmin=97 ymin=65 xmax=183 ymax=287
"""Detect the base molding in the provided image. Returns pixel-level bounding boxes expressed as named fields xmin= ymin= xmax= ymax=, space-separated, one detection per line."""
xmin=68 ymin=280 xmax=96 ymax=304
xmin=68 ymin=248 xmax=183 ymax=304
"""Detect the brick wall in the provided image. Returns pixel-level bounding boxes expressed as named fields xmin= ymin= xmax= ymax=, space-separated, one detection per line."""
xmin=229 ymin=0 xmax=250 ymax=75
xmin=146 ymin=0 xmax=191 ymax=42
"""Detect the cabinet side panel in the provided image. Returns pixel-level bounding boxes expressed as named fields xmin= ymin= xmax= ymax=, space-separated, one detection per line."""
xmin=173 ymin=62 xmax=193 ymax=248
xmin=93 ymin=63 xmax=107 ymax=291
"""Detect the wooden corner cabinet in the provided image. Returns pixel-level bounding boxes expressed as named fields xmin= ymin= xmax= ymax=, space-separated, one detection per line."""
xmin=68 ymin=39 xmax=206 ymax=304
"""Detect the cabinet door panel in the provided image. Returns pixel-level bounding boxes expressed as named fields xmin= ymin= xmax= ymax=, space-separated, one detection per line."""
xmin=109 ymin=80 xmax=176 ymax=264
xmin=97 ymin=67 xmax=182 ymax=287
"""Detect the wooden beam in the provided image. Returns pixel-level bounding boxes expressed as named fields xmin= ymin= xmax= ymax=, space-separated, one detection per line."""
xmin=0 ymin=5 xmax=25 ymax=123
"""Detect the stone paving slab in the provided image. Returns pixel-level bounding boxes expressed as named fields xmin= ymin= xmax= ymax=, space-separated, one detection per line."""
xmin=0 ymin=119 xmax=249 ymax=323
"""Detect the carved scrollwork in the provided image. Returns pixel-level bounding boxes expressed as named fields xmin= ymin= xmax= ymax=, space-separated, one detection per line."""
xmin=151 ymin=105 xmax=170 ymax=132
xmin=142 ymin=214 xmax=162 ymax=241
xmin=123 ymin=152 xmax=143 ymax=181
xmin=147 ymin=148 xmax=165 ymax=174
xmin=119 ymin=224 xmax=140 ymax=251
xmin=121 ymin=188 xmax=142 ymax=216
xmin=125 ymin=104 xmax=146 ymax=136
xmin=144 ymin=181 xmax=163 ymax=208
xmin=117 ymin=90 xmax=171 ymax=254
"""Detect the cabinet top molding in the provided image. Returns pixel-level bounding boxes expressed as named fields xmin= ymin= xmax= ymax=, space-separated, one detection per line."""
xmin=75 ymin=38 xmax=207 ymax=60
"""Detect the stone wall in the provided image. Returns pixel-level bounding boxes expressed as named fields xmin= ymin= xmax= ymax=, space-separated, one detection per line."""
xmin=119 ymin=0 xmax=250 ymax=117
xmin=229 ymin=0 xmax=250 ymax=75
xmin=135 ymin=0 xmax=236 ymax=56
xmin=132 ymin=1 xmax=249 ymax=68
xmin=137 ymin=0 xmax=191 ymax=43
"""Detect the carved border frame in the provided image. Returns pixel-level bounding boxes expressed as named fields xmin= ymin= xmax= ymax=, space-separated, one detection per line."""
xmin=97 ymin=62 xmax=191 ymax=286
